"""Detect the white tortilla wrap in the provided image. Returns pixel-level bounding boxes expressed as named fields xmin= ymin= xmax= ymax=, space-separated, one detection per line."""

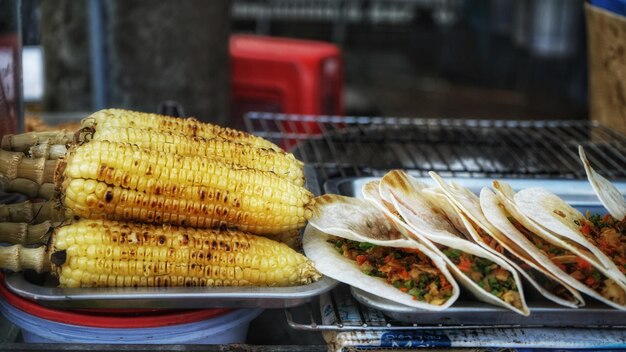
xmin=579 ymin=145 xmax=626 ymax=220
xmin=490 ymin=180 xmax=626 ymax=310
xmin=421 ymin=187 xmax=472 ymax=239
xmin=480 ymin=187 xmax=584 ymax=308
xmin=304 ymin=194 xmax=459 ymax=310
xmin=514 ymin=187 xmax=623 ymax=278
xmin=372 ymin=171 xmax=530 ymax=315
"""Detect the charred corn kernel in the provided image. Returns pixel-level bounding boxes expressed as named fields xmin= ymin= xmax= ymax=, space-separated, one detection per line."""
xmin=90 ymin=126 xmax=304 ymax=186
xmin=82 ymin=108 xmax=282 ymax=152
xmin=50 ymin=219 xmax=320 ymax=288
xmin=60 ymin=141 xmax=312 ymax=235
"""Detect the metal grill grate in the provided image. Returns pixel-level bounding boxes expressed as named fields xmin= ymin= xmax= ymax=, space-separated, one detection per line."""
xmin=245 ymin=113 xmax=626 ymax=184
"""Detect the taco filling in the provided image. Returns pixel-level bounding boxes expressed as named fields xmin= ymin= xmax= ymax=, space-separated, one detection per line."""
xmin=576 ymin=213 xmax=626 ymax=274
xmin=331 ymin=237 xmax=453 ymax=305
xmin=509 ymin=215 xmax=626 ymax=305
xmin=470 ymin=221 xmax=575 ymax=302
xmin=440 ymin=247 xmax=522 ymax=309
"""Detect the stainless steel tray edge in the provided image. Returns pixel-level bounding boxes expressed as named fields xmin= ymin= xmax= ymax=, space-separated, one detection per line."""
xmin=4 ymin=273 xmax=337 ymax=309
xmin=351 ymin=287 xmax=626 ymax=327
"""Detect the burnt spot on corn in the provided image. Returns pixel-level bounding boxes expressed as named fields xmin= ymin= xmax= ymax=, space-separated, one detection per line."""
xmin=189 ymin=124 xmax=199 ymax=135
xmin=158 ymin=235 xmax=166 ymax=245
xmin=105 ymin=191 xmax=114 ymax=203
xmin=51 ymin=250 xmax=67 ymax=266
xmin=122 ymin=174 xmax=131 ymax=187
xmin=155 ymin=186 xmax=162 ymax=195
xmin=98 ymin=164 xmax=108 ymax=177
xmin=145 ymin=165 xmax=153 ymax=176
xmin=199 ymin=189 xmax=206 ymax=201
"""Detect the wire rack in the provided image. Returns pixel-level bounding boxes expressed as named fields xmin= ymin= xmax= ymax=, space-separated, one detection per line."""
xmin=244 ymin=112 xmax=626 ymax=334
xmin=245 ymin=113 xmax=626 ymax=183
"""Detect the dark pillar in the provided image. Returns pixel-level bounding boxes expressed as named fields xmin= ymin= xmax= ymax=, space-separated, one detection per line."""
xmin=104 ymin=0 xmax=232 ymax=125
xmin=40 ymin=1 xmax=91 ymax=112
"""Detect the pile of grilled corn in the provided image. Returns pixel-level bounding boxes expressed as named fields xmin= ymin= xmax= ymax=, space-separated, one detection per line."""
xmin=0 ymin=109 xmax=320 ymax=288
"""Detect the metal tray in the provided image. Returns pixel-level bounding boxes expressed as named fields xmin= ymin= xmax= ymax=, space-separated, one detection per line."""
xmin=325 ymin=176 xmax=626 ymax=325
xmin=3 ymin=272 xmax=337 ymax=309
xmin=0 ymin=165 xmax=337 ymax=309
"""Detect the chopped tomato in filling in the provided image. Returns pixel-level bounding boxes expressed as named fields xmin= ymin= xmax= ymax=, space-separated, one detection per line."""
xmin=508 ymin=216 xmax=626 ymax=304
xmin=440 ymin=247 xmax=522 ymax=309
xmin=575 ymin=213 xmax=626 ymax=275
xmin=330 ymin=238 xmax=453 ymax=305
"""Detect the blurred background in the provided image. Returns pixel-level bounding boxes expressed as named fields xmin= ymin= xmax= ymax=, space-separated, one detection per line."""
xmin=2 ymin=0 xmax=591 ymax=134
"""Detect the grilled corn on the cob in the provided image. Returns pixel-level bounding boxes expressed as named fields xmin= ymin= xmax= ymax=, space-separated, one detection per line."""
xmin=0 ymin=219 xmax=321 ymax=288
xmin=88 ymin=126 xmax=304 ymax=186
xmin=82 ymin=109 xmax=282 ymax=152
xmin=58 ymin=141 xmax=313 ymax=235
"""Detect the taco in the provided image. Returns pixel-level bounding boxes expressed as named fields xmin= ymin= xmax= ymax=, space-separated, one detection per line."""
xmin=303 ymin=194 xmax=460 ymax=310
xmin=427 ymin=172 xmax=583 ymax=308
xmin=579 ymin=145 xmax=626 ymax=220
xmin=369 ymin=171 xmax=529 ymax=315
xmin=514 ymin=187 xmax=626 ymax=286
xmin=492 ymin=180 xmax=626 ymax=310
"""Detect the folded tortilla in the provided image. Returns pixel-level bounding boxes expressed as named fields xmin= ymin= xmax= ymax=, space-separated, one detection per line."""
xmin=493 ymin=180 xmax=626 ymax=310
xmin=514 ymin=187 xmax=626 ymax=285
xmin=427 ymin=172 xmax=583 ymax=308
xmin=579 ymin=145 xmax=626 ymax=220
xmin=304 ymin=194 xmax=459 ymax=311
xmin=480 ymin=186 xmax=584 ymax=307
xmin=371 ymin=171 xmax=530 ymax=315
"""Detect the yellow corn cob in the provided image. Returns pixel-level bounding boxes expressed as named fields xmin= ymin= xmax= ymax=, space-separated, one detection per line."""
xmin=82 ymin=108 xmax=282 ymax=152
xmin=89 ymin=126 xmax=304 ymax=186
xmin=0 ymin=219 xmax=320 ymax=288
xmin=58 ymin=141 xmax=313 ymax=235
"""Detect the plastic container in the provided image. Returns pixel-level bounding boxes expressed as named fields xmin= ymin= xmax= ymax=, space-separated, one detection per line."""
xmin=0 ymin=281 xmax=263 ymax=344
